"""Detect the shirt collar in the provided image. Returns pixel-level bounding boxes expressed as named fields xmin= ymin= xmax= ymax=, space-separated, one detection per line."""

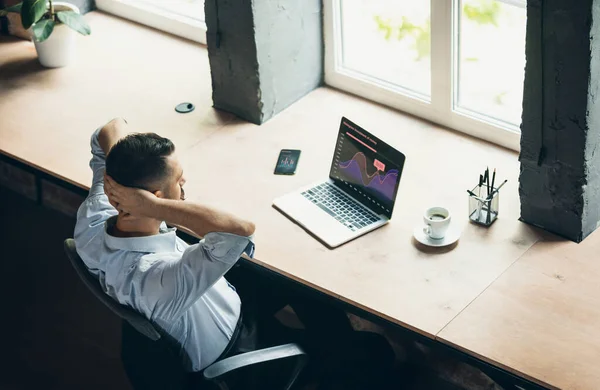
xmin=104 ymin=216 xmax=178 ymax=253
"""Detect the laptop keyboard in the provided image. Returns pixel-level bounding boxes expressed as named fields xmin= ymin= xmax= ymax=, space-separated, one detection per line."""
xmin=301 ymin=183 xmax=380 ymax=231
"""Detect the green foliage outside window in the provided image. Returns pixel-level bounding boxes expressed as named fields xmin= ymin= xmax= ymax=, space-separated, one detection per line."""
xmin=464 ymin=0 xmax=501 ymax=26
xmin=373 ymin=0 xmax=501 ymax=61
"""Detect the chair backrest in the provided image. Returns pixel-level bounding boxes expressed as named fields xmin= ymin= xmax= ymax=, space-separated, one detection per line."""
xmin=63 ymin=238 xmax=162 ymax=341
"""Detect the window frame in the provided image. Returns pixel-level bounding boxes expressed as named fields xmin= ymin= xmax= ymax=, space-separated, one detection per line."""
xmin=324 ymin=0 xmax=524 ymax=151
xmin=96 ymin=0 xmax=207 ymax=45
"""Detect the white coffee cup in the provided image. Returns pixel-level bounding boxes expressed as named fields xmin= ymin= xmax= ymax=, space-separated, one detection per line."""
xmin=423 ymin=207 xmax=451 ymax=240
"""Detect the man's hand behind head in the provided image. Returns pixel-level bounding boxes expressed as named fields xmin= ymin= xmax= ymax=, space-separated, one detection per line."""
xmin=104 ymin=174 xmax=158 ymax=219
xmin=105 ymin=173 xmax=256 ymax=237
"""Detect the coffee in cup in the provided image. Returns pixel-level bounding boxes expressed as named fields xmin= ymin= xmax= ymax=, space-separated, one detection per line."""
xmin=423 ymin=207 xmax=451 ymax=239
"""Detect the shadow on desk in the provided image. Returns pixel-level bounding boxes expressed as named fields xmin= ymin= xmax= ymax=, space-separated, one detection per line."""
xmin=0 ymin=38 xmax=48 ymax=90
xmin=411 ymin=237 xmax=459 ymax=255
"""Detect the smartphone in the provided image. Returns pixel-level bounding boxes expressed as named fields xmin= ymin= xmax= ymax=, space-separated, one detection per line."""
xmin=274 ymin=149 xmax=301 ymax=175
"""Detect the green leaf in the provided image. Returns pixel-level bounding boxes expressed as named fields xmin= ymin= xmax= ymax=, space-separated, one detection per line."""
xmin=464 ymin=0 xmax=501 ymax=26
xmin=374 ymin=15 xmax=393 ymax=41
xmin=32 ymin=18 xmax=54 ymax=42
xmin=21 ymin=0 xmax=47 ymax=29
xmin=0 ymin=2 xmax=23 ymax=17
xmin=56 ymin=11 xmax=90 ymax=36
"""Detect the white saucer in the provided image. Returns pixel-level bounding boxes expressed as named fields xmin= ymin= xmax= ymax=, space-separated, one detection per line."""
xmin=413 ymin=223 xmax=461 ymax=247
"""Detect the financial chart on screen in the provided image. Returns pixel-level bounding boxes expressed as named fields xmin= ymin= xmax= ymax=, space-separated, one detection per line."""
xmin=339 ymin=152 xmax=399 ymax=201
xmin=330 ymin=123 xmax=402 ymax=213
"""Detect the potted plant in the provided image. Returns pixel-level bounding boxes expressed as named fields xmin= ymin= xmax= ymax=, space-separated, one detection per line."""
xmin=1 ymin=0 xmax=91 ymax=68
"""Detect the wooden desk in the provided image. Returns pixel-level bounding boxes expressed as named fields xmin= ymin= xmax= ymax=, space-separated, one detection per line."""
xmin=0 ymin=12 xmax=233 ymax=189
xmin=2 ymin=11 xmax=598 ymax=390
xmin=438 ymin=232 xmax=600 ymax=390
xmin=177 ymin=88 xmax=541 ymax=338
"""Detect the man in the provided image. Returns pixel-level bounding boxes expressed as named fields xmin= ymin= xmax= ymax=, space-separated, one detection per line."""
xmin=75 ymin=118 xmax=394 ymax=388
xmin=75 ymin=117 xmax=258 ymax=374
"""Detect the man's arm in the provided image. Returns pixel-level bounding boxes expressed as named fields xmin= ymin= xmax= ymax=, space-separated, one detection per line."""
xmin=74 ymin=120 xmax=128 ymax=267
xmin=153 ymin=200 xmax=255 ymax=238
xmin=87 ymin=118 xmax=128 ymax=198
xmin=136 ymin=202 xmax=255 ymax=320
xmin=103 ymin=175 xmax=255 ymax=320
xmin=104 ymin=175 xmax=255 ymax=238
xmin=140 ymin=230 xmax=254 ymax=321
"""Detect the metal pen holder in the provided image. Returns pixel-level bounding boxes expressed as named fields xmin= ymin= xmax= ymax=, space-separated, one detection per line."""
xmin=469 ymin=184 xmax=499 ymax=226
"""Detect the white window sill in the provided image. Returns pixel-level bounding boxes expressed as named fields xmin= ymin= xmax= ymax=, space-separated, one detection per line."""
xmin=96 ymin=0 xmax=207 ymax=45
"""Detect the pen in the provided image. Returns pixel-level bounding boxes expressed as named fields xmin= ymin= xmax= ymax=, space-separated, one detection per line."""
xmin=491 ymin=168 xmax=496 ymax=192
xmin=487 ymin=179 xmax=508 ymax=200
xmin=467 ymin=190 xmax=487 ymax=202
xmin=485 ymin=167 xmax=490 ymax=197
xmin=468 ymin=190 xmax=485 ymax=221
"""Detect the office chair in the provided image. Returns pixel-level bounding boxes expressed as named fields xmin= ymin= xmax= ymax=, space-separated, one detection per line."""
xmin=64 ymin=238 xmax=308 ymax=390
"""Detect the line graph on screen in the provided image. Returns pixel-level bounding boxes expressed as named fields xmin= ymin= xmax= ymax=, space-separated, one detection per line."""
xmin=339 ymin=152 xmax=398 ymax=200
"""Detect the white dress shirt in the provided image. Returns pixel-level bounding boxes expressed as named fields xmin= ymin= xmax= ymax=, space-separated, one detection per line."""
xmin=74 ymin=128 xmax=254 ymax=372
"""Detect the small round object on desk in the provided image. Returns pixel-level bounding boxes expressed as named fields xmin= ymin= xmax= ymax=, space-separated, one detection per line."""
xmin=175 ymin=102 xmax=195 ymax=113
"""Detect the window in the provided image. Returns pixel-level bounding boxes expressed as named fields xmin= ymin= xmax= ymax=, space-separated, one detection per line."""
xmin=339 ymin=0 xmax=431 ymax=98
xmin=132 ymin=0 xmax=205 ymax=22
xmin=325 ymin=0 xmax=527 ymax=150
xmin=456 ymin=0 xmax=526 ymax=127
xmin=96 ymin=0 xmax=206 ymax=44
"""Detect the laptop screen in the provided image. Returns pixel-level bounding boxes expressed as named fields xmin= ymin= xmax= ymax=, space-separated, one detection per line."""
xmin=329 ymin=117 xmax=406 ymax=219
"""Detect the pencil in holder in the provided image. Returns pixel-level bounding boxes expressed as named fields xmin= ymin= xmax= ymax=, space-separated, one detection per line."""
xmin=468 ymin=184 xmax=499 ymax=226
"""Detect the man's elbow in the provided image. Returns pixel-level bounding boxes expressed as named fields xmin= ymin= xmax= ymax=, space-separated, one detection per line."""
xmin=239 ymin=221 xmax=256 ymax=237
xmin=98 ymin=118 xmax=127 ymax=154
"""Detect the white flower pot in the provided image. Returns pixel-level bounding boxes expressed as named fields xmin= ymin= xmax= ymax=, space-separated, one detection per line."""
xmin=32 ymin=2 xmax=80 ymax=68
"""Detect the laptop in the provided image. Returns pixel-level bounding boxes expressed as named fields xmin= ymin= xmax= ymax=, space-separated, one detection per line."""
xmin=273 ymin=117 xmax=406 ymax=248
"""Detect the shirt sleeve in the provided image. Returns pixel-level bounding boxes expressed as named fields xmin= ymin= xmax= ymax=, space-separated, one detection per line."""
xmin=74 ymin=128 xmax=117 ymax=253
xmin=141 ymin=232 xmax=255 ymax=321
xmin=88 ymin=127 xmax=109 ymax=198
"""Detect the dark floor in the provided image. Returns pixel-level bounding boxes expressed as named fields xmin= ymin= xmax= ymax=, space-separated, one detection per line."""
xmin=0 ymin=186 xmax=131 ymax=390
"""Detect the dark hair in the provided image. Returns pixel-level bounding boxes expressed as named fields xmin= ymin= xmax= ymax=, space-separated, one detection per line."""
xmin=106 ymin=133 xmax=175 ymax=190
